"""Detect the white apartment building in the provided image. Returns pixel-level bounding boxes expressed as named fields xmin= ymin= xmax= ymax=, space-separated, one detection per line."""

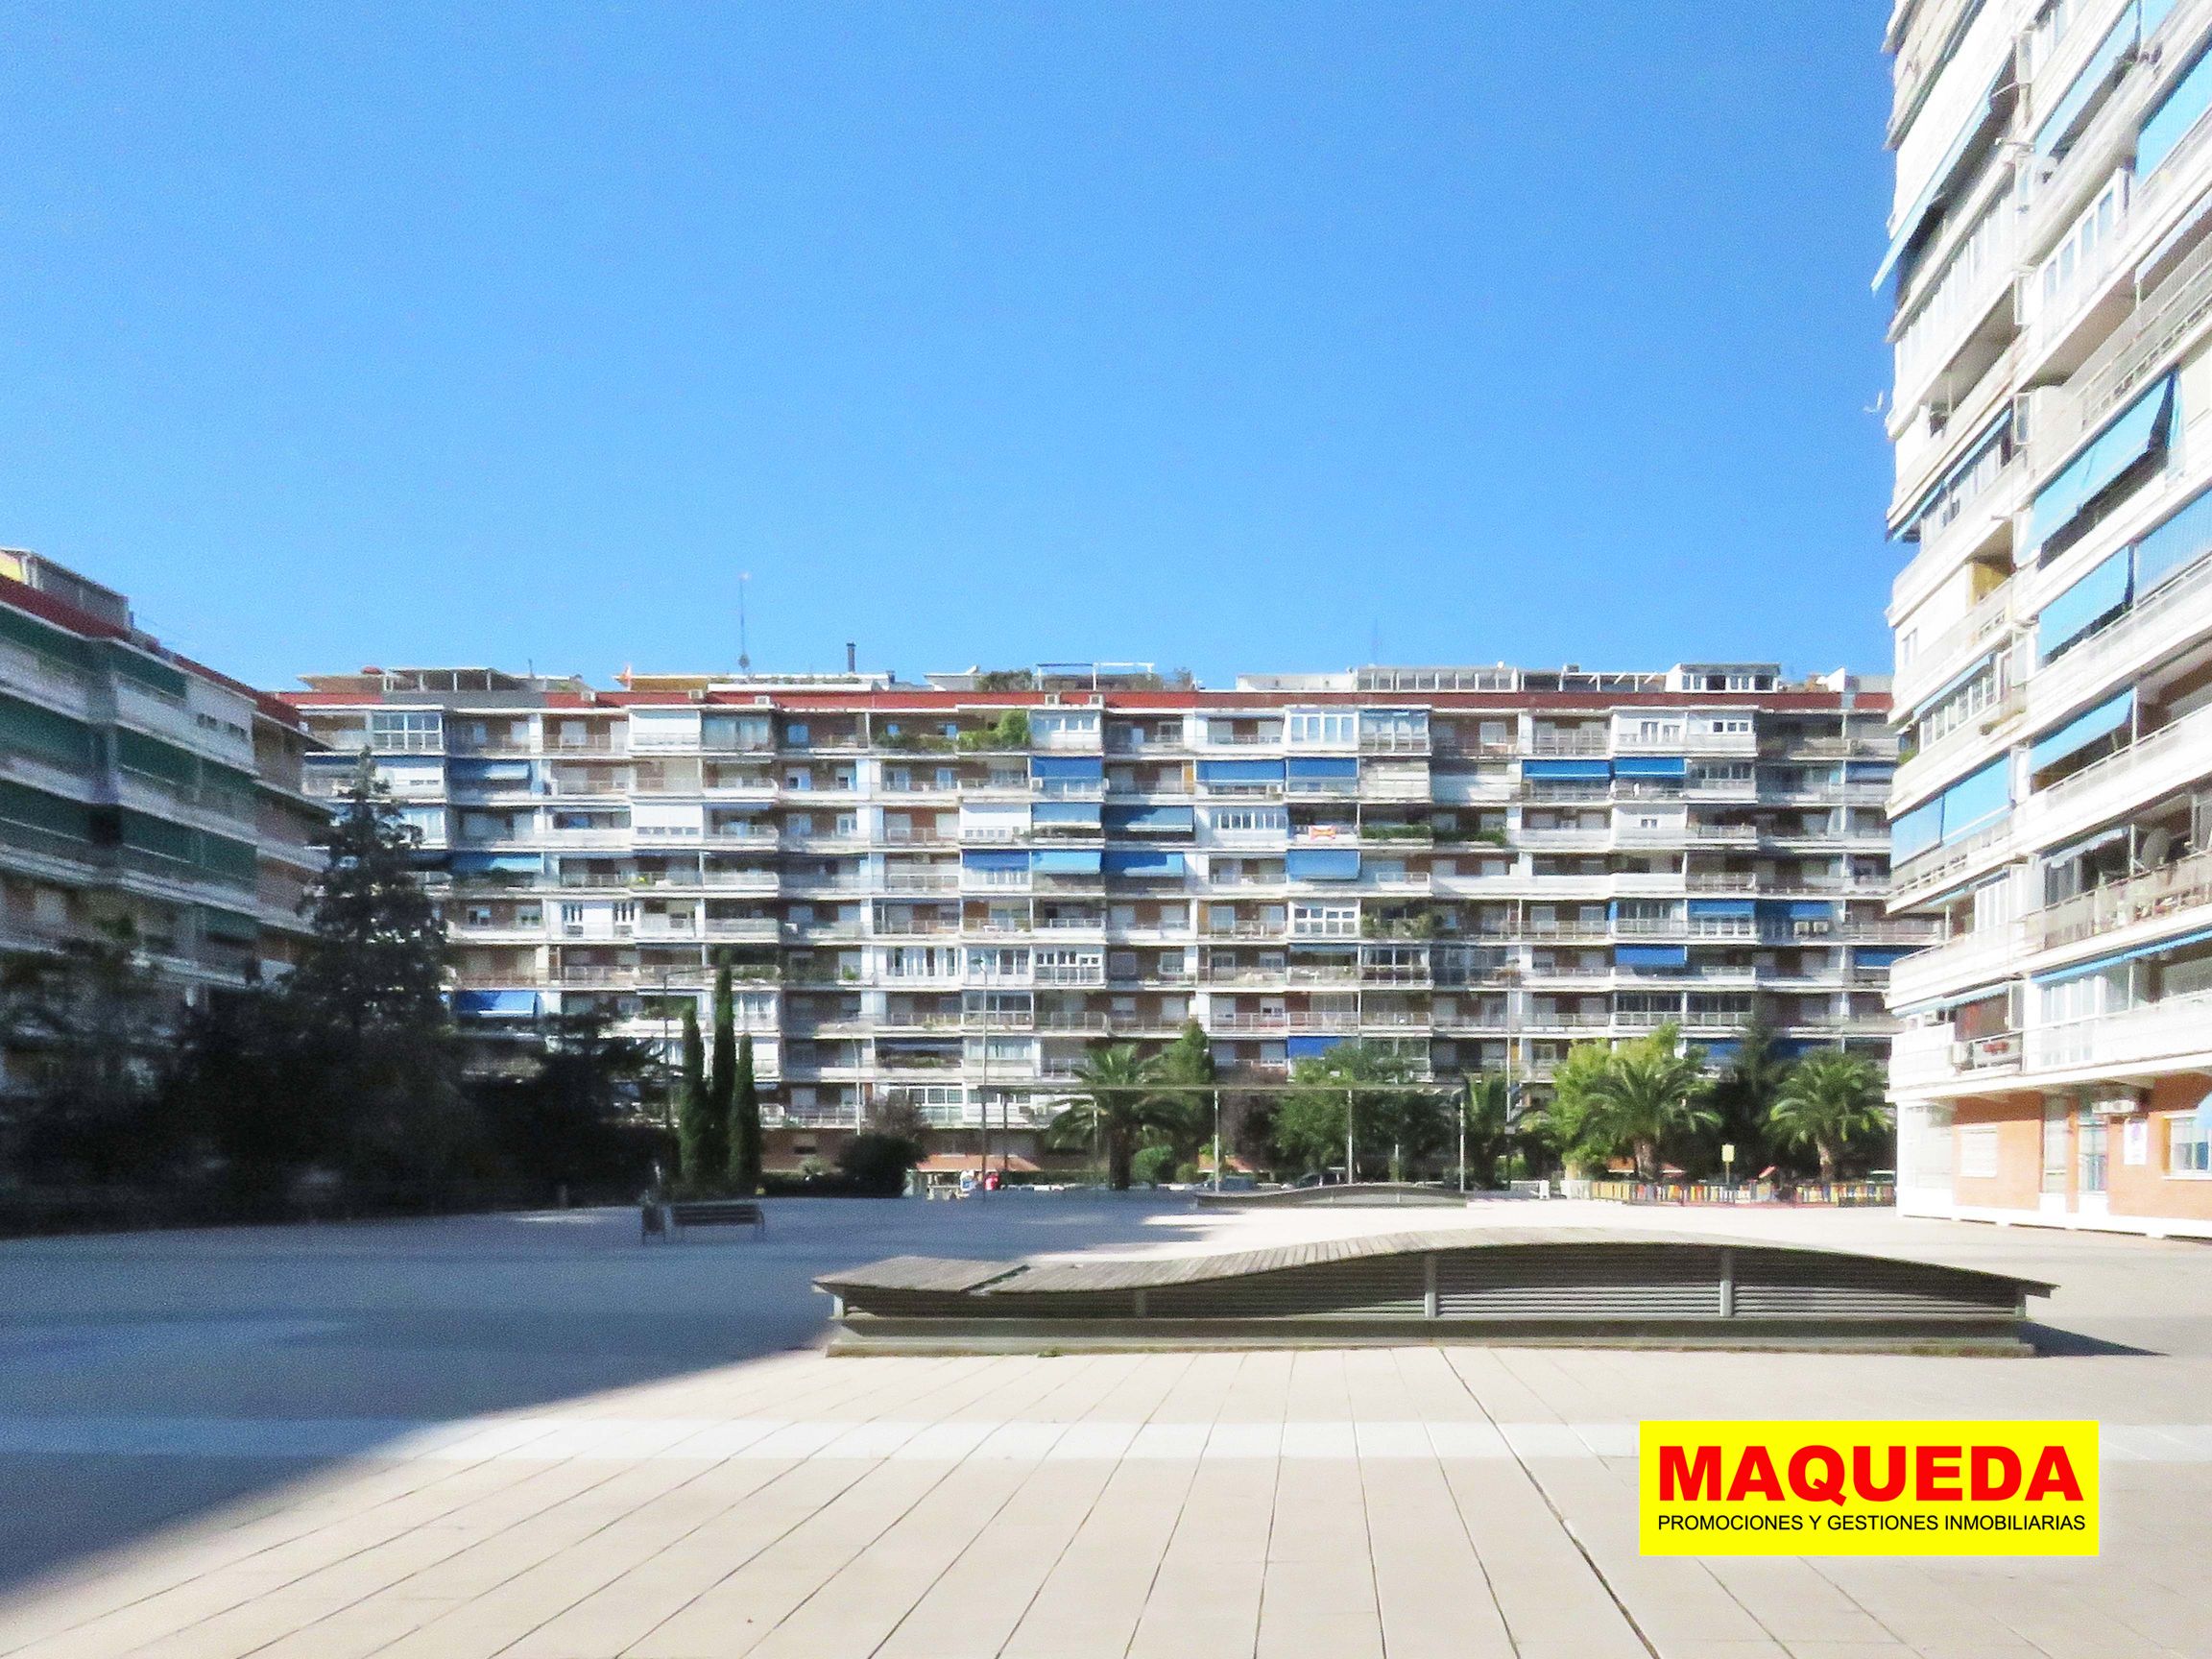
xmin=1882 ymin=0 xmax=2212 ymax=1234
xmin=285 ymin=661 xmax=1902 ymax=1173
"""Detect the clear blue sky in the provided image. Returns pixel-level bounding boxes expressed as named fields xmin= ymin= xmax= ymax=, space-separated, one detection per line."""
xmin=0 ymin=2 xmax=1896 ymax=690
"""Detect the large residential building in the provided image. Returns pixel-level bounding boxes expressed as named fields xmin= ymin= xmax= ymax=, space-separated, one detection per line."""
xmin=283 ymin=661 xmax=1905 ymax=1173
xmin=0 ymin=552 xmax=325 ymax=1081
xmin=1880 ymin=0 xmax=2212 ymax=1234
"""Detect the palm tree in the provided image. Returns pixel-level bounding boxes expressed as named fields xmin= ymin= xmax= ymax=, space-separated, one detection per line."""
xmin=1768 ymin=1050 xmax=1889 ymax=1182
xmin=1580 ymin=1023 xmax=1718 ymax=1182
xmin=1047 ymin=1043 xmax=1184 ymax=1190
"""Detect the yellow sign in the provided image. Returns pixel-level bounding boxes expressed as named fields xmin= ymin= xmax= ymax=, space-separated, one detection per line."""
xmin=1638 ymin=1420 xmax=2098 ymax=1555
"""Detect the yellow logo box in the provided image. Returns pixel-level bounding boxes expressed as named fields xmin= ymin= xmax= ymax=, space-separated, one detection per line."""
xmin=1638 ymin=1420 xmax=2098 ymax=1556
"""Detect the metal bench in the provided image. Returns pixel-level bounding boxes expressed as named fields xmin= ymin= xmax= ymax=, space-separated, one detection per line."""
xmin=642 ymin=1199 xmax=765 ymax=1241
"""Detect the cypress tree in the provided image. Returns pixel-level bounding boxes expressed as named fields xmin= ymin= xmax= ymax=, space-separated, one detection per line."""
xmin=676 ymin=1000 xmax=717 ymax=1187
xmin=709 ymin=961 xmax=736 ymax=1190
xmin=730 ymin=1030 xmax=760 ymax=1193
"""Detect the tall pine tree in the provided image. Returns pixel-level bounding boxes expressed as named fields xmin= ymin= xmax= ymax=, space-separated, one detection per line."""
xmin=676 ymin=999 xmax=718 ymax=1186
xmin=729 ymin=1030 xmax=760 ymax=1194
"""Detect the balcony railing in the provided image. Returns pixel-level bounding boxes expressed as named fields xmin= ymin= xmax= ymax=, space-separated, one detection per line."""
xmin=2031 ymin=850 xmax=2212 ymax=953
xmin=2028 ymin=988 xmax=2212 ymax=1071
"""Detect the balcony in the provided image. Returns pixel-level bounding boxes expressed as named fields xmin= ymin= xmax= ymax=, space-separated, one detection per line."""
xmin=1888 ymin=818 xmax=2013 ymax=911
xmin=2031 ymin=553 xmax=2212 ymax=737
xmin=2027 ymin=703 xmax=2212 ymax=852
xmin=2032 ymin=849 xmax=2212 ymax=954
xmin=1889 ymin=683 xmax=2025 ymax=810
xmin=1887 ymin=1022 xmax=2021 ymax=1093
xmin=2027 ymin=988 xmax=2212 ymax=1073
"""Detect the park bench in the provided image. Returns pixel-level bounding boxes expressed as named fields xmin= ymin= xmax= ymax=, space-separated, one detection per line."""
xmin=641 ymin=1199 xmax=765 ymax=1241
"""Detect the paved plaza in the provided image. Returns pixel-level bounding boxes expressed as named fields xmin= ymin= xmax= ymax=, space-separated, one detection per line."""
xmin=3 ymin=1195 xmax=2212 ymax=1657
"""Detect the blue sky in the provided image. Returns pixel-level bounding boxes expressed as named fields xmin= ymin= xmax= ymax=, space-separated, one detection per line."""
xmin=0 ymin=3 xmax=1896 ymax=689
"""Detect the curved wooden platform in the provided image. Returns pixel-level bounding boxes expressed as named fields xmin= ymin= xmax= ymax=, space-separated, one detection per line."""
xmin=1191 ymin=1182 xmax=1469 ymax=1210
xmin=815 ymin=1229 xmax=2055 ymax=1356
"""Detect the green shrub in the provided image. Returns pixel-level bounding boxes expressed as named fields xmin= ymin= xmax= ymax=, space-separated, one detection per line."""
xmin=1130 ymin=1143 xmax=1179 ymax=1187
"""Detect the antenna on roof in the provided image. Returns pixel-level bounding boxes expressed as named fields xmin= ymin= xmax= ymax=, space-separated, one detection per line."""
xmin=737 ymin=573 xmax=753 ymax=674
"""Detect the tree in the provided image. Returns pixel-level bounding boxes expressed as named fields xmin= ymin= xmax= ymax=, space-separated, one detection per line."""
xmin=0 ymin=919 xmax=171 ymax=1183
xmin=472 ymin=1010 xmax=661 ymax=1197
xmin=1151 ymin=1019 xmax=1216 ymax=1166
xmin=1460 ymin=1073 xmax=1513 ymax=1190
xmin=1768 ymin=1050 xmax=1890 ymax=1182
xmin=838 ymin=1094 xmax=928 ymax=1196
xmin=708 ymin=961 xmax=736 ymax=1189
xmin=1270 ymin=1041 xmax=1448 ymax=1181
xmin=675 ymin=1000 xmax=718 ymax=1187
xmin=1046 ymin=1043 xmax=1185 ymax=1190
xmin=1527 ymin=1039 xmax=1619 ymax=1176
xmin=1701 ymin=1016 xmax=1791 ymax=1178
xmin=728 ymin=1028 xmax=761 ymax=1194
xmin=1576 ymin=1023 xmax=1719 ymax=1182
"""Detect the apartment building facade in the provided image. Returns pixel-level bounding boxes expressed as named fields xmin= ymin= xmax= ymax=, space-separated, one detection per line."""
xmin=284 ymin=661 xmax=1903 ymax=1172
xmin=0 ymin=552 xmax=325 ymax=1082
xmin=1881 ymin=0 xmax=2212 ymax=1234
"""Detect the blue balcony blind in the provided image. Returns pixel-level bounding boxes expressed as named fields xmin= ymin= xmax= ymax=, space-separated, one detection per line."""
xmin=1617 ymin=944 xmax=1689 ymax=969
xmin=1030 ymin=848 xmax=1102 ymax=875
xmin=451 ymin=757 xmax=533 ymax=783
xmin=1102 ymin=849 xmax=1187 ymax=878
xmin=2135 ymin=482 xmax=2212 ymax=593
xmin=1031 ymin=800 xmax=1101 ymax=825
xmin=1030 ymin=756 xmax=1103 ymax=781
xmin=1286 ymin=757 xmax=1358 ymax=780
xmin=1897 ymin=409 xmax=2011 ymax=537
xmin=1103 ymin=804 xmax=1195 ymax=834
xmin=2035 ymin=2 xmax=2139 ymax=156
xmin=1941 ymin=757 xmax=2012 ymax=842
xmin=1196 ymin=759 xmax=1286 ymax=783
xmin=2034 ymin=925 xmax=2212 ymax=985
xmin=1761 ymin=900 xmax=1837 ymax=922
xmin=1877 ymin=65 xmax=2010 ymax=288
xmin=1688 ymin=899 xmax=1756 ymax=918
xmin=1286 ymin=1035 xmax=1346 ymax=1060
xmin=449 ymin=852 xmax=542 ymax=875
xmin=2030 ymin=687 xmax=2134 ymax=774
xmin=1612 ymin=757 xmax=1687 ymax=778
xmin=1286 ymin=849 xmax=1360 ymax=880
xmin=1891 ymin=796 xmax=1944 ymax=862
xmin=2028 ymin=373 xmax=2176 ymax=553
xmin=454 ymin=990 xmax=539 ymax=1017
xmin=2036 ymin=549 xmax=2133 ymax=661
xmin=962 ymin=849 xmax=1029 ymax=872
xmin=1855 ymin=947 xmax=1920 ymax=968
xmin=2139 ymin=39 xmax=2212 ymax=175
xmin=1523 ymin=759 xmax=1610 ymax=780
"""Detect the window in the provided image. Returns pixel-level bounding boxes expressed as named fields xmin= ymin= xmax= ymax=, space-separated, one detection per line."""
xmin=834 ymin=813 xmax=858 ymax=837
xmin=1894 ymin=191 xmax=2009 ymax=397
xmin=369 ymin=710 xmax=442 ymax=753
xmin=613 ymin=902 xmax=636 ymax=926
xmin=2172 ymin=1112 xmax=2212 ymax=1175
xmin=784 ymin=723 xmax=809 ymax=746
xmin=561 ymin=904 xmax=585 ymax=926
xmin=2034 ymin=172 xmax=2128 ymax=325
xmin=1911 ymin=654 xmax=2008 ymax=750
xmin=1290 ymin=902 xmax=1358 ymax=938
xmin=1958 ymin=1125 xmax=2000 ymax=1179
xmin=1212 ymin=806 xmax=1287 ymax=833
xmin=1286 ymin=711 xmax=1357 ymax=745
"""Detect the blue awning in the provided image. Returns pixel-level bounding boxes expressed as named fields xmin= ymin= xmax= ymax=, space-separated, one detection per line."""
xmin=1031 ymin=849 xmax=1102 ymax=875
xmin=449 ymin=852 xmax=542 ymax=875
xmin=1286 ymin=757 xmax=1358 ymax=780
xmin=1029 ymin=756 xmax=1103 ymax=781
xmin=1876 ymin=64 xmax=2009 ymax=289
xmin=1943 ymin=757 xmax=2012 ymax=844
xmin=1897 ymin=409 xmax=2010 ymax=537
xmin=2136 ymin=482 xmax=2212 ymax=593
xmin=1892 ymin=796 xmax=1943 ymax=862
xmin=2035 ymin=1 xmax=2139 ymax=156
xmin=1760 ymin=901 xmax=1836 ymax=922
xmin=1855 ymin=947 xmax=1920 ymax=968
xmin=1032 ymin=800 xmax=1102 ymax=825
xmin=1617 ymin=945 xmax=1689 ymax=969
xmin=454 ymin=990 xmax=539 ymax=1018
xmin=1196 ymin=758 xmax=1286 ymax=784
xmin=1286 ymin=849 xmax=1361 ymax=881
xmin=1286 ymin=1035 xmax=1346 ymax=1060
xmin=2028 ymin=374 xmax=2176 ymax=553
xmin=1103 ymin=804 xmax=1195 ymax=834
xmin=2034 ymin=926 xmax=2212 ymax=985
xmin=1524 ymin=759 xmax=1610 ymax=780
xmin=1613 ymin=757 xmax=1687 ymax=778
xmin=1103 ymin=849 xmax=1187 ymax=878
xmin=962 ymin=850 xmax=1029 ymax=872
xmin=2037 ymin=549 xmax=2133 ymax=661
xmin=1688 ymin=899 xmax=1756 ymax=918
xmin=2030 ymin=687 xmax=2134 ymax=774
xmin=450 ymin=757 xmax=534 ymax=783
xmin=2140 ymin=37 xmax=2212 ymax=176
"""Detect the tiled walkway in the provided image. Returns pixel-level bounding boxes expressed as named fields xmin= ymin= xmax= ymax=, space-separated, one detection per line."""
xmin=4 ymin=1200 xmax=2212 ymax=1657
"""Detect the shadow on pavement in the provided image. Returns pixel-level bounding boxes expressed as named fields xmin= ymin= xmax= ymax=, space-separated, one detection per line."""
xmin=0 ymin=1191 xmax=1205 ymax=1597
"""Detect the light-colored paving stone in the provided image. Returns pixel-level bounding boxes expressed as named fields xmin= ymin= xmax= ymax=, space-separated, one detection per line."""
xmin=4 ymin=1197 xmax=2212 ymax=1656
